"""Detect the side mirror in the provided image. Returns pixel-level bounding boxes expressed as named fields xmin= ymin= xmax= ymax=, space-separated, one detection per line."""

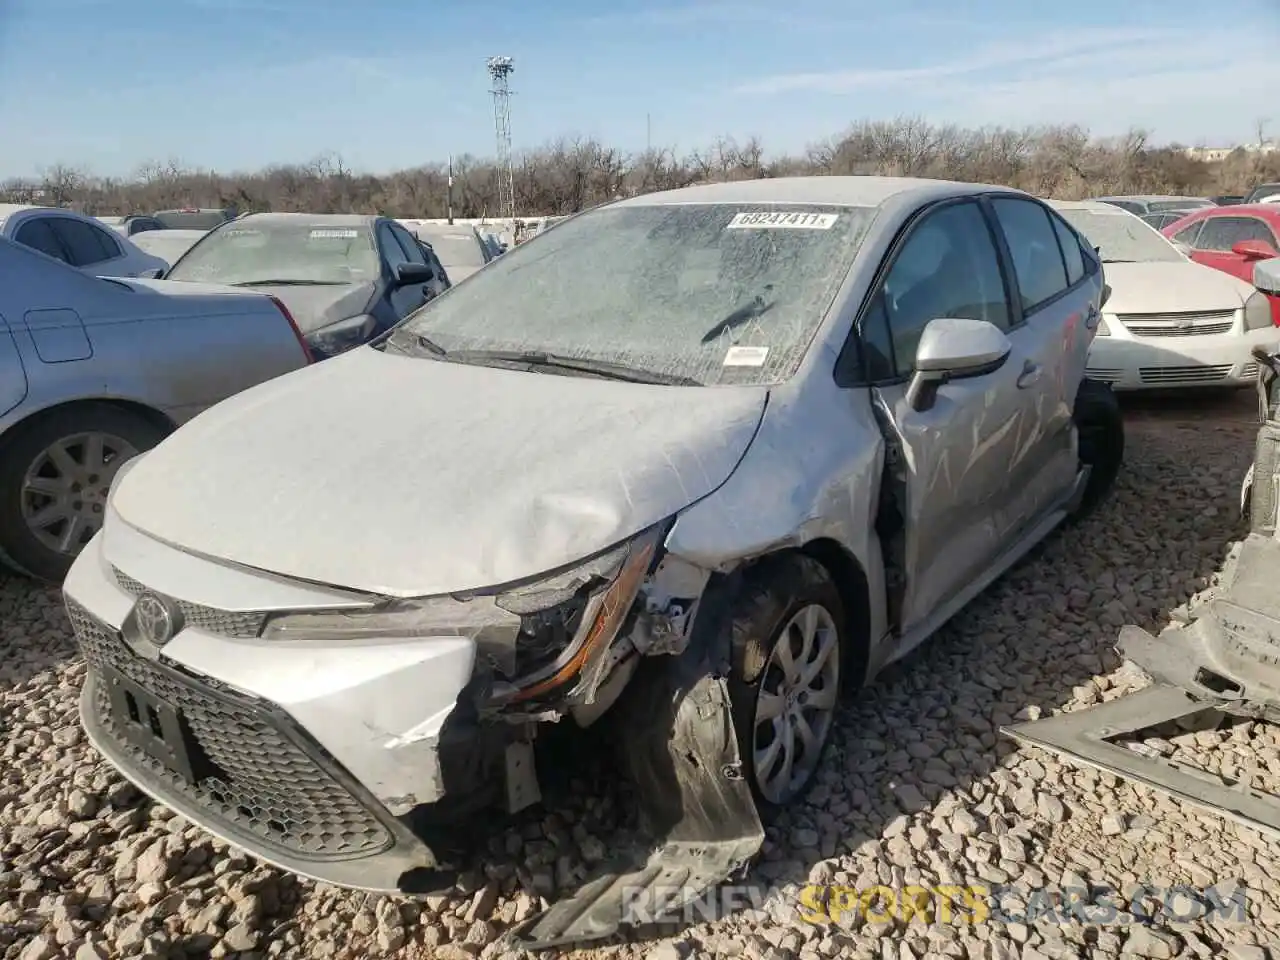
xmin=139 ymin=267 xmax=165 ymax=280
xmin=1172 ymin=241 xmax=1193 ymax=257
xmin=1233 ymin=239 xmax=1278 ymax=261
xmin=1253 ymin=258 xmax=1280 ymax=296
xmin=1101 ymin=283 xmax=1113 ymax=308
xmin=395 ymin=262 xmax=434 ymax=286
xmin=906 ymin=318 xmax=1012 ymax=412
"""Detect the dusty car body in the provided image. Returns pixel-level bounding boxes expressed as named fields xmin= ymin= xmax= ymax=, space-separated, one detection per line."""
xmin=162 ymin=214 xmax=442 ymax=358
xmin=64 ymin=177 xmax=1123 ymax=948
xmin=1006 ymin=265 xmax=1280 ymax=838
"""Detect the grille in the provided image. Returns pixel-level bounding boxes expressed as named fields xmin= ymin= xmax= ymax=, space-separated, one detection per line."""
xmin=113 ymin=567 xmax=267 ymax=638
xmin=1139 ymin=364 xmax=1232 ymax=384
xmin=1243 ymin=362 xmax=1260 ymax=381
xmin=1085 ymin=368 xmax=1124 ymax=384
xmin=69 ymin=599 xmax=391 ymax=861
xmin=1117 ymin=310 xmax=1236 ymax=338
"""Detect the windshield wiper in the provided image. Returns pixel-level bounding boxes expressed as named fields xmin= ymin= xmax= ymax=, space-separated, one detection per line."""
xmin=445 ymin=349 xmax=702 ymax=385
xmin=230 ymin=279 xmax=346 ymax=286
xmin=1102 ymin=259 xmax=1136 ymax=264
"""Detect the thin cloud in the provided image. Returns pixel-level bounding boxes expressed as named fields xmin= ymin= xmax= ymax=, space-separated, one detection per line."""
xmin=581 ymin=1 xmax=940 ymax=31
xmin=936 ymin=54 xmax=1280 ymax=141
xmin=731 ymin=27 xmax=1208 ymax=95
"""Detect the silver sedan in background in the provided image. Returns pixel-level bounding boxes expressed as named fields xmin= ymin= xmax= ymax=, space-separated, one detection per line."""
xmin=0 ymin=237 xmax=312 ymax=581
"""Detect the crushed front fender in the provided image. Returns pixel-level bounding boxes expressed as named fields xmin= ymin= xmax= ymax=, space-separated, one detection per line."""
xmin=501 ymin=617 xmax=764 ymax=950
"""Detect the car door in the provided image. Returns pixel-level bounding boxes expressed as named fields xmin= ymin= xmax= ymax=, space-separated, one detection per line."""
xmin=1188 ymin=215 xmax=1280 ymax=284
xmin=862 ymin=197 xmax=1046 ymax=632
xmin=378 ymin=222 xmax=432 ymax=321
xmin=0 ymin=309 xmax=28 ymax=418
xmin=986 ymin=195 xmax=1099 ymax=521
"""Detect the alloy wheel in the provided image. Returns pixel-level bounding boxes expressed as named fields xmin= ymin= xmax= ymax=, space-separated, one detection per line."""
xmin=752 ymin=603 xmax=841 ymax=805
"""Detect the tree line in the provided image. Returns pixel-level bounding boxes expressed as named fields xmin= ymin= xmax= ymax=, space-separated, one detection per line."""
xmin=4 ymin=118 xmax=1278 ymax=221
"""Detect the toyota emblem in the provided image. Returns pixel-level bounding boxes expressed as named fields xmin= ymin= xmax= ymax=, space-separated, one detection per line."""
xmin=133 ymin=593 xmax=178 ymax=647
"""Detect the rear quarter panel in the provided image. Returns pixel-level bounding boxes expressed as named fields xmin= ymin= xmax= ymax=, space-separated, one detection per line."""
xmin=75 ymin=285 xmax=308 ymax=424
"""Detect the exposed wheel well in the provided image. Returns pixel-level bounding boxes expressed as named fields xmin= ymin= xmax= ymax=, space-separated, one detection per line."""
xmin=0 ymin=398 xmax=176 ymax=453
xmin=736 ymin=538 xmax=873 ymax=688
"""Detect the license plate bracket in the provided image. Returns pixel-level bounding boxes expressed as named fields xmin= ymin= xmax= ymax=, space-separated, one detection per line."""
xmin=102 ymin=667 xmax=204 ymax=783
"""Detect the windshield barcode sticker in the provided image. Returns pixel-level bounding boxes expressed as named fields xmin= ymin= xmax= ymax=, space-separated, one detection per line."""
xmin=724 ymin=345 xmax=769 ymax=367
xmin=309 ymin=229 xmax=359 ymax=238
xmin=726 ymin=212 xmax=838 ymax=230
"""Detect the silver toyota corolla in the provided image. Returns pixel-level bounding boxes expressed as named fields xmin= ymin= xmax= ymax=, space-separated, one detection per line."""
xmin=63 ymin=176 xmax=1124 ymax=948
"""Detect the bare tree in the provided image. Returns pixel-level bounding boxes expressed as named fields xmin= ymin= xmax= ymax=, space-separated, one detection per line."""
xmin=26 ymin=119 xmax=1265 ymax=219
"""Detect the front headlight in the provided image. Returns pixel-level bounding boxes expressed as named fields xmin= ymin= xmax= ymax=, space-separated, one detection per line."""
xmin=260 ymin=523 xmax=665 ymax=702
xmin=1245 ymin=292 xmax=1273 ymax=332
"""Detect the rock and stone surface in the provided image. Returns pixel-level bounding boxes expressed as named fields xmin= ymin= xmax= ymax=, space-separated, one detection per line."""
xmin=2 ymin=395 xmax=1278 ymax=958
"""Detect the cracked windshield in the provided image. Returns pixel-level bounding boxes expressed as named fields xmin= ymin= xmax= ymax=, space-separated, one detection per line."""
xmin=393 ymin=203 xmax=876 ymax=385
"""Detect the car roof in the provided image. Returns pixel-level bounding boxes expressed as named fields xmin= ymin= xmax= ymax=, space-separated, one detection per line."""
xmin=611 ymin=175 xmax=1017 ymax=209
xmin=1177 ymin=203 xmax=1280 ymax=219
xmin=233 ymin=212 xmax=377 ymax=228
xmin=0 ymin=203 xmax=42 ymax=225
xmin=412 ymin=223 xmax=481 ymax=240
xmin=1094 ymin=194 xmax=1208 ymax=203
xmin=1048 ymin=198 xmax=1138 ymax=214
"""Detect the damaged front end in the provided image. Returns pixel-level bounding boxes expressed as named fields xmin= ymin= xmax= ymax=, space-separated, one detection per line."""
xmin=426 ymin=524 xmax=765 ymax=950
xmin=1002 ymin=342 xmax=1280 ymax=839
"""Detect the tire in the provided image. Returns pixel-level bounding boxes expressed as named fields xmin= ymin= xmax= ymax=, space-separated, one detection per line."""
xmin=1070 ymin=378 xmax=1124 ymax=520
xmin=724 ymin=554 xmax=847 ymax=819
xmin=0 ymin=404 xmax=168 ymax=583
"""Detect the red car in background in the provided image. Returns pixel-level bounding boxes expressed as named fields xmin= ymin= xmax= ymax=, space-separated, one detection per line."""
xmin=1162 ymin=204 xmax=1280 ymax=326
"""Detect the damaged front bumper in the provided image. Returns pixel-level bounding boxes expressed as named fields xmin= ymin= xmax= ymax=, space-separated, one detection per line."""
xmin=67 ymin=525 xmax=766 ymax=949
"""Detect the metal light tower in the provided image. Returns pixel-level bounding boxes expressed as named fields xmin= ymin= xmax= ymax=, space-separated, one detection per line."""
xmin=487 ymin=56 xmax=516 ymax=220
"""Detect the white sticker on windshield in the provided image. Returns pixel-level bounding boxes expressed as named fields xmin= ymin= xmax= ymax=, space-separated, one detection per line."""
xmin=726 ymin=211 xmax=838 ymax=230
xmin=309 ymin=228 xmax=359 ymax=238
xmin=724 ymin=345 xmax=769 ymax=367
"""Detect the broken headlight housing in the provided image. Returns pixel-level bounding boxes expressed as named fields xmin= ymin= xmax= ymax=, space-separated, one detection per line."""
xmin=259 ymin=523 xmax=665 ymax=701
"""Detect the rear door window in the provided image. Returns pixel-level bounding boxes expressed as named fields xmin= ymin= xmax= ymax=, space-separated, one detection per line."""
xmin=13 ymin=218 xmax=69 ymax=261
xmin=49 ymin=218 xmax=119 ymax=266
xmin=990 ymin=198 xmax=1070 ymax=311
xmin=1047 ymin=211 xmax=1085 ymax=285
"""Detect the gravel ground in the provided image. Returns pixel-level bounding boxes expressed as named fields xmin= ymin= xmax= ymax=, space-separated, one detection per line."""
xmin=3 ymin=391 xmax=1279 ymax=960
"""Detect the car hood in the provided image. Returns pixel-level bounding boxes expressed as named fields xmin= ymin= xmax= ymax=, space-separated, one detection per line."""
xmin=249 ymin=281 xmax=376 ymax=334
xmin=110 ymin=348 xmax=769 ymax=597
xmin=1103 ymin=260 xmax=1254 ymax=314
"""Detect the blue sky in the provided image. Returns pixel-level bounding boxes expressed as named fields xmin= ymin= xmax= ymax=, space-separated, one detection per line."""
xmin=1 ymin=0 xmax=1278 ymax=180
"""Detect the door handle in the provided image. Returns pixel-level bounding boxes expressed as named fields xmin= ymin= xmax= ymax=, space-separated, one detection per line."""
xmin=1017 ymin=361 xmax=1042 ymax=389
xmin=1084 ymin=307 xmax=1100 ymax=330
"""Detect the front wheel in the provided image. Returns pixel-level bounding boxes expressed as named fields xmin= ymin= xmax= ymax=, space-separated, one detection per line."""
xmin=725 ymin=555 xmax=846 ymax=817
xmin=0 ymin=405 xmax=168 ymax=582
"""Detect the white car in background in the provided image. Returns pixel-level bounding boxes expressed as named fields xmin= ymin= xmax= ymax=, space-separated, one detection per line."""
xmin=1050 ymin=199 xmax=1279 ymax=390
xmin=130 ymin=229 xmax=209 ymax=270
xmin=0 ymin=205 xmax=168 ymax=278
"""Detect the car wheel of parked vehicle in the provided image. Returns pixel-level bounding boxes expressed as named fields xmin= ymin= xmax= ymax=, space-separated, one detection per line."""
xmin=0 ymin=405 xmax=168 ymax=583
xmin=726 ymin=555 xmax=846 ymax=816
xmin=1070 ymin=378 xmax=1125 ymax=520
